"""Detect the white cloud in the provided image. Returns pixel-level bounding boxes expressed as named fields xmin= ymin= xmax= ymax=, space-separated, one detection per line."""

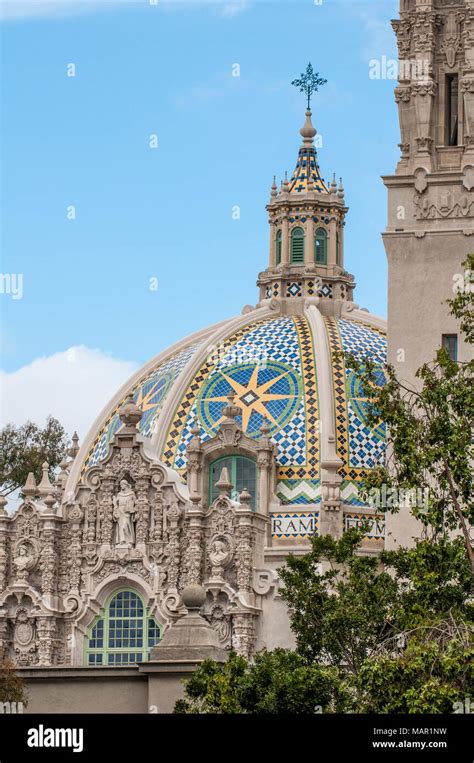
xmin=0 ymin=346 xmax=138 ymax=441
xmin=218 ymin=0 xmax=248 ymax=17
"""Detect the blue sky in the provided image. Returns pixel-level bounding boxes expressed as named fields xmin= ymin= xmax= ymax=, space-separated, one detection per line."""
xmin=1 ymin=0 xmax=400 ymax=435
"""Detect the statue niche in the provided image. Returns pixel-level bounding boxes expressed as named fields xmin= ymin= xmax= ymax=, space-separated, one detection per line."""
xmin=112 ymin=479 xmax=137 ymax=547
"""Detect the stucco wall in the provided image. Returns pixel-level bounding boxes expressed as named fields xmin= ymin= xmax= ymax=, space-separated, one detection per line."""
xmin=17 ymin=665 xmax=190 ymax=714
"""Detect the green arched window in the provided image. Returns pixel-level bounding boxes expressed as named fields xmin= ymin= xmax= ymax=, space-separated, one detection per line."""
xmin=275 ymin=229 xmax=282 ymax=265
xmin=85 ymin=589 xmax=161 ymax=666
xmin=314 ymin=228 xmax=327 ymax=265
xmin=209 ymin=455 xmax=257 ymax=510
xmin=290 ymin=227 xmax=304 ymax=263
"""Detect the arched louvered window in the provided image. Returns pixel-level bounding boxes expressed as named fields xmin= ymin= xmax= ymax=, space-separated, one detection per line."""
xmin=275 ymin=229 xmax=282 ymax=265
xmin=290 ymin=227 xmax=304 ymax=263
xmin=314 ymin=228 xmax=327 ymax=265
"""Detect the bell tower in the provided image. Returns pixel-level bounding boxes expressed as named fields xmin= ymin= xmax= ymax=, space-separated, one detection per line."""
xmin=257 ymin=64 xmax=356 ymax=314
xmin=383 ymin=0 xmax=474 ymax=381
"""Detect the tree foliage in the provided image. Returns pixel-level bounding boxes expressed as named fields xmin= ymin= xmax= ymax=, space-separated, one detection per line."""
xmin=0 ymin=417 xmax=68 ymax=496
xmin=0 ymin=659 xmax=28 ymax=706
xmin=174 ymin=649 xmax=347 ymax=714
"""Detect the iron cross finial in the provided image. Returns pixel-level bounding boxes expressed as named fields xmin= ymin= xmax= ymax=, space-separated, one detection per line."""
xmin=291 ymin=63 xmax=327 ymax=110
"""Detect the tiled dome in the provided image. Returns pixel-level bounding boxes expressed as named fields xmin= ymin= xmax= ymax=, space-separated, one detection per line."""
xmin=73 ymin=306 xmax=386 ymax=509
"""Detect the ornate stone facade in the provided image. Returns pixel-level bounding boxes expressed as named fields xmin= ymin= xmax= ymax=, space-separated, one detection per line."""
xmin=0 ymin=397 xmax=273 ymax=664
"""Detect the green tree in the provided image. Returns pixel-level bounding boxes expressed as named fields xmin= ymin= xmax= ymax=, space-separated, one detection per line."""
xmin=175 ymin=649 xmax=347 ymax=714
xmin=0 ymin=659 xmax=28 ymax=707
xmin=358 ymin=616 xmax=473 ymax=714
xmin=0 ymin=417 xmax=68 ymax=496
xmin=279 ymin=529 xmax=397 ymax=679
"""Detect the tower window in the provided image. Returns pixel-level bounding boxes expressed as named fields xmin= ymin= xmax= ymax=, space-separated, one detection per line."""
xmin=314 ymin=228 xmax=327 ymax=265
xmin=85 ymin=589 xmax=161 ymax=665
xmin=442 ymin=334 xmax=458 ymax=361
xmin=275 ymin=229 xmax=282 ymax=265
xmin=445 ymin=74 xmax=459 ymax=146
xmin=336 ymin=231 xmax=340 ymax=265
xmin=209 ymin=455 xmax=257 ymax=510
xmin=290 ymin=227 xmax=304 ymax=263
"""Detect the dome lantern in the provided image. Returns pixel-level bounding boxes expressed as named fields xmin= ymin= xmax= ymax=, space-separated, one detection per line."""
xmin=258 ymin=64 xmax=355 ymax=312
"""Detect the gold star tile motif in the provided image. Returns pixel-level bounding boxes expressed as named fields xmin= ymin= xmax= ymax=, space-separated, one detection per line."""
xmin=206 ymin=366 xmax=298 ymax=433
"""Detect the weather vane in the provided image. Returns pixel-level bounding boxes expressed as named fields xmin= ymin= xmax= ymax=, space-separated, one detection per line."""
xmin=291 ymin=63 xmax=327 ymax=110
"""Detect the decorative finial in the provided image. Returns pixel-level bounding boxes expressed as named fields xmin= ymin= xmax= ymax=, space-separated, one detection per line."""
xmin=338 ymin=177 xmax=344 ymax=200
xmin=270 ymin=175 xmax=277 ymax=198
xmin=222 ymin=393 xmax=241 ymax=421
xmin=67 ymin=431 xmax=80 ymax=460
xmin=23 ymin=471 xmax=37 ymax=498
xmin=330 ymin=173 xmax=337 ymax=194
xmin=44 ymin=494 xmax=56 ymax=513
xmin=291 ymin=62 xmax=327 ymax=111
xmin=119 ymin=393 xmax=142 ymax=430
xmin=38 ymin=461 xmax=54 ymax=498
xmin=216 ymin=467 xmax=233 ymax=497
xmin=239 ymin=487 xmax=252 ymax=506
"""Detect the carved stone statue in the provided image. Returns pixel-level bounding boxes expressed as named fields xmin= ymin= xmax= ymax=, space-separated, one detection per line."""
xmin=209 ymin=539 xmax=230 ymax=566
xmin=13 ymin=544 xmax=35 ymax=581
xmin=112 ymin=479 xmax=137 ymax=547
